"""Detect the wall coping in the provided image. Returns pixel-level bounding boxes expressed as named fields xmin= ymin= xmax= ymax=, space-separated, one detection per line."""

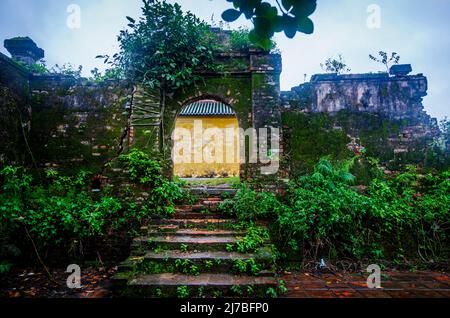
xmin=0 ymin=52 xmax=31 ymax=78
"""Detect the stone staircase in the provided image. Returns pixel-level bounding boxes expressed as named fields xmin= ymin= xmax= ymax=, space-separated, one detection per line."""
xmin=113 ymin=189 xmax=277 ymax=298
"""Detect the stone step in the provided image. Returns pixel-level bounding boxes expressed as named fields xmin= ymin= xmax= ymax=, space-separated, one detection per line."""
xmin=141 ymin=250 xmax=274 ymax=273
xmin=113 ymin=273 xmax=277 ymax=297
xmin=133 ymin=235 xmax=241 ymax=252
xmin=143 ymin=250 xmax=255 ymax=261
xmin=200 ymin=197 xmax=223 ymax=202
xmin=187 ymin=187 xmax=237 ymax=197
xmin=200 ymin=201 xmax=221 ymax=211
xmin=172 ymin=212 xmax=227 ymax=219
xmin=146 ymin=228 xmax=245 ymax=237
xmin=151 ymin=218 xmax=236 ymax=229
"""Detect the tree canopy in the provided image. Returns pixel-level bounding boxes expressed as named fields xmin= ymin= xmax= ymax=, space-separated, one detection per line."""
xmin=102 ymin=0 xmax=218 ymax=91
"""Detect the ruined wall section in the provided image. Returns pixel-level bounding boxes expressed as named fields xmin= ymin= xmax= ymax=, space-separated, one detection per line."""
xmin=285 ymin=73 xmax=430 ymax=118
xmin=28 ymin=75 xmax=132 ymax=173
xmin=280 ymin=73 xmax=441 ymax=172
xmin=0 ymin=53 xmax=32 ymax=164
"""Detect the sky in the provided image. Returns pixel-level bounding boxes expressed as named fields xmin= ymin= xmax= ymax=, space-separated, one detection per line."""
xmin=0 ymin=0 xmax=449 ymax=119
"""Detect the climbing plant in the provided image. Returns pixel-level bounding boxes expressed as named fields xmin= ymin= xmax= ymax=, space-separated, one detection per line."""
xmin=99 ymin=0 xmax=219 ymax=149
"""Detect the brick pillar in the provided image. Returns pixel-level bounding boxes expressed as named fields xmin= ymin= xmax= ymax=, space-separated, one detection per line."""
xmin=249 ymin=51 xmax=282 ymax=180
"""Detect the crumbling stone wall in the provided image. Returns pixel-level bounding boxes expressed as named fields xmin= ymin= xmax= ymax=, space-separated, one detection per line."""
xmin=282 ymin=73 xmax=432 ymax=120
xmin=1 ymin=35 xmax=445 ymax=181
xmin=0 ymin=53 xmax=31 ymax=165
xmin=28 ymin=75 xmax=132 ymax=174
xmin=280 ymin=72 xmax=443 ymax=176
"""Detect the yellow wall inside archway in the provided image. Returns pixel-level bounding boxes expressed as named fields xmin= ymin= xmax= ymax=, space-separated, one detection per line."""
xmin=173 ymin=116 xmax=240 ymax=178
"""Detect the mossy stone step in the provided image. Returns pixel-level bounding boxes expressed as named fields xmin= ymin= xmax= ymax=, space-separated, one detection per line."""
xmin=146 ymin=228 xmax=245 ymax=237
xmin=172 ymin=212 xmax=227 ymax=220
xmin=133 ymin=235 xmax=241 ymax=251
xmin=151 ymin=218 xmax=236 ymax=229
xmin=139 ymin=250 xmax=274 ymax=273
xmin=114 ymin=273 xmax=277 ymax=298
xmin=114 ymin=188 xmax=277 ymax=298
xmin=143 ymin=250 xmax=255 ymax=261
xmin=187 ymin=187 xmax=237 ymax=197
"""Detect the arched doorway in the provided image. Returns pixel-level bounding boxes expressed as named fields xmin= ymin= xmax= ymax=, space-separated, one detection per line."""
xmin=173 ymin=99 xmax=240 ymax=179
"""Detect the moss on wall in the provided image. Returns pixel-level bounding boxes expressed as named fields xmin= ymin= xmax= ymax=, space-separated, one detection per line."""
xmin=0 ymin=87 xmax=29 ymax=165
xmin=282 ymin=109 xmax=441 ymax=178
xmin=282 ymin=112 xmax=352 ymax=176
xmin=28 ymin=80 xmax=131 ymax=175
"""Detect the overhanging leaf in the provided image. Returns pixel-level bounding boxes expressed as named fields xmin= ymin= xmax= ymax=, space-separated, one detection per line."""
xmin=297 ymin=17 xmax=314 ymax=34
xmin=222 ymin=9 xmax=242 ymax=22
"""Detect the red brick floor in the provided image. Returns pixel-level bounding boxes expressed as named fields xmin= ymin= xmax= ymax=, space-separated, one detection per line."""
xmin=282 ymin=271 xmax=450 ymax=298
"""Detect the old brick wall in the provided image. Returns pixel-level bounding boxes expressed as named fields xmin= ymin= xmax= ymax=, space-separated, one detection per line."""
xmin=28 ymin=75 xmax=132 ymax=174
xmin=0 ymin=53 xmax=31 ymax=165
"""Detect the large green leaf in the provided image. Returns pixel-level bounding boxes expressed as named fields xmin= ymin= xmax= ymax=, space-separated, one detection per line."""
xmin=222 ymin=8 xmax=242 ymax=22
xmin=297 ymin=17 xmax=314 ymax=34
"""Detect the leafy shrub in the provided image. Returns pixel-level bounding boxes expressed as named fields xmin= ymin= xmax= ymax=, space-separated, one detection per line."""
xmin=177 ymin=286 xmax=190 ymax=298
xmin=235 ymin=225 xmax=270 ymax=253
xmin=276 ymin=160 xmax=372 ymax=260
xmin=221 ymin=159 xmax=449 ymax=264
xmin=0 ymin=167 xmax=123 ymax=258
xmin=219 ymin=184 xmax=281 ymax=221
xmin=275 ymin=160 xmax=450 ymax=263
xmin=0 ymin=150 xmax=188 ymax=262
xmin=119 ymin=149 xmax=186 ymax=216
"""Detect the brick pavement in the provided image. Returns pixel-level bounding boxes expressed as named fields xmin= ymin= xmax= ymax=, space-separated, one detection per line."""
xmin=282 ymin=271 xmax=450 ymax=298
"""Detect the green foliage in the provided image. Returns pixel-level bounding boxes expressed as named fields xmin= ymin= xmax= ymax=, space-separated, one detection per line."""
xmin=0 ymin=151 xmax=187 ymax=261
xmin=222 ymin=0 xmax=317 ymax=50
xmin=369 ymin=51 xmax=400 ymax=72
xmin=0 ymin=261 xmax=12 ymax=274
xmin=275 ymin=160 xmax=450 ymax=262
xmin=266 ymin=287 xmax=277 ymax=298
xmin=105 ymin=0 xmax=217 ymax=91
xmin=177 ymin=286 xmax=190 ymax=298
xmin=204 ymin=260 xmax=214 ymax=270
xmin=236 ymin=225 xmax=270 ymax=253
xmin=321 ymin=54 xmax=351 ymax=75
xmin=231 ymin=285 xmax=243 ymax=296
xmin=175 ymin=259 xmax=200 ymax=276
xmin=219 ymin=158 xmax=449 ymax=264
xmin=154 ymin=288 xmax=163 ymax=297
xmin=0 ymin=167 xmax=122 ymax=254
xmin=119 ymin=149 xmax=186 ymax=216
xmin=230 ymin=27 xmax=277 ymax=52
xmin=219 ymin=184 xmax=280 ymax=221
xmin=90 ymin=67 xmax=124 ymax=83
xmin=233 ymin=258 xmax=261 ymax=275
xmin=14 ymin=60 xmax=49 ymax=74
xmin=51 ymin=63 xmax=83 ymax=79
xmin=197 ymin=286 xmax=205 ymax=298
xmin=226 ymin=244 xmax=235 ymax=252
xmin=230 ymin=27 xmax=256 ymax=51
xmin=277 ymin=280 xmax=288 ymax=295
